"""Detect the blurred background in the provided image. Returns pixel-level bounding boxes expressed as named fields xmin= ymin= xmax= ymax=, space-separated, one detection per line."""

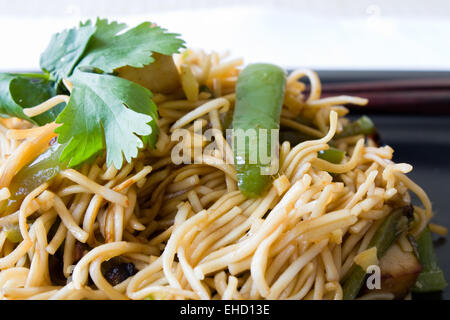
xmin=0 ymin=0 xmax=450 ymax=71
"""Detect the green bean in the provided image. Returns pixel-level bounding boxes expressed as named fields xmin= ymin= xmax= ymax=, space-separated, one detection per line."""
xmin=412 ymin=227 xmax=447 ymax=293
xmin=232 ymin=63 xmax=286 ymax=198
xmin=342 ymin=206 xmax=411 ymax=300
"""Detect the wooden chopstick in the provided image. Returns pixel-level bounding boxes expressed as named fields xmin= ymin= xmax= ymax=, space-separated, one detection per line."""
xmin=321 ymin=78 xmax=450 ymax=93
xmin=314 ymin=78 xmax=450 ymax=114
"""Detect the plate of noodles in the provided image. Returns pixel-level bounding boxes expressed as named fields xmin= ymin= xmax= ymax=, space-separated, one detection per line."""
xmin=0 ymin=18 xmax=446 ymax=300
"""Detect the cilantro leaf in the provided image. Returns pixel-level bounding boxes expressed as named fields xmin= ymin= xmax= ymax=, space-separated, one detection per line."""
xmin=40 ymin=23 xmax=96 ymax=81
xmin=77 ymin=19 xmax=185 ymax=73
xmin=55 ymin=71 xmax=158 ymax=168
xmin=0 ymin=73 xmax=64 ymax=125
xmin=1 ymin=18 xmax=185 ymax=170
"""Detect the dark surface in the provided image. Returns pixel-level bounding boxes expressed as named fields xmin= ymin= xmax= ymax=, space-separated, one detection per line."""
xmin=315 ymin=70 xmax=450 ymax=299
xmin=370 ymin=114 xmax=450 ymax=299
xmin=316 ymin=70 xmax=450 ymax=83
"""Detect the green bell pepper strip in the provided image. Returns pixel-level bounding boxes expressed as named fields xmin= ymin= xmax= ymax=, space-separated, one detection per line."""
xmin=232 ymin=63 xmax=286 ymax=198
xmin=342 ymin=206 xmax=411 ymax=300
xmin=1 ymin=142 xmax=67 ymax=216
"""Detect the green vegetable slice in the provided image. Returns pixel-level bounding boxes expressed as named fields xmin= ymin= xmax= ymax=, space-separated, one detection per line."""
xmin=318 ymin=147 xmax=345 ymax=164
xmin=4 ymin=225 xmax=23 ymax=243
xmin=1 ymin=142 xmax=67 ymax=216
xmin=335 ymin=115 xmax=375 ymax=139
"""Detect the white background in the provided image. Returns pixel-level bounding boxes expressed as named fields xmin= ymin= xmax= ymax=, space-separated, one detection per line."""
xmin=0 ymin=0 xmax=450 ymax=71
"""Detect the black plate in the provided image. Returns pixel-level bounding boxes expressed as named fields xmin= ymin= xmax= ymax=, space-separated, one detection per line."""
xmin=6 ymin=69 xmax=450 ymax=299
xmin=370 ymin=114 xmax=450 ymax=299
xmin=317 ymin=70 xmax=450 ymax=299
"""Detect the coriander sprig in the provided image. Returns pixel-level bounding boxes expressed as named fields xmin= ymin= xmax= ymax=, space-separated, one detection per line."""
xmin=0 ymin=18 xmax=185 ymax=169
